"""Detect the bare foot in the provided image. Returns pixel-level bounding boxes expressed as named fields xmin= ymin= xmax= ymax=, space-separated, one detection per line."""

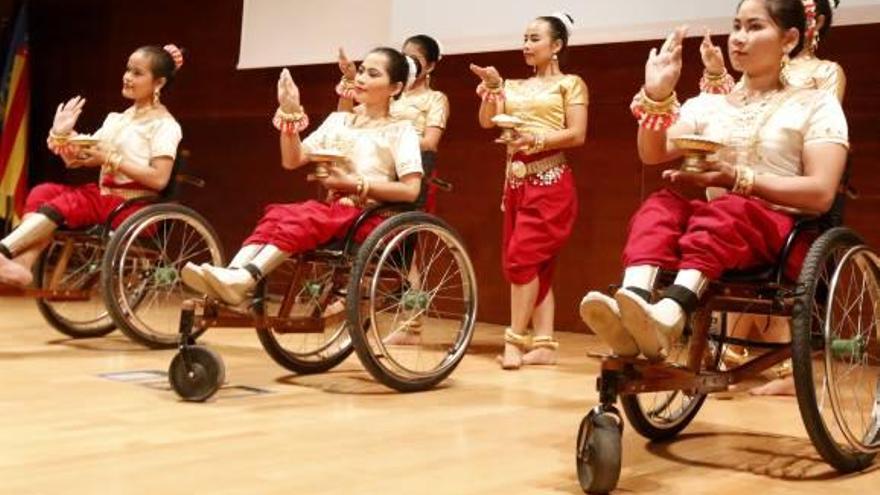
xmin=522 ymin=347 xmax=558 ymax=366
xmin=383 ymin=329 xmax=421 ymax=345
xmin=749 ymin=376 xmax=796 ymax=396
xmin=322 ymin=298 xmax=346 ymax=327
xmin=496 ymin=342 xmax=523 ymax=370
xmin=0 ymin=256 xmax=32 ymax=287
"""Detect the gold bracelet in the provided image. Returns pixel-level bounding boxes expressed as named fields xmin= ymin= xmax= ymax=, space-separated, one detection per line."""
xmin=529 ymin=132 xmax=546 ymax=154
xmin=355 ymin=174 xmax=364 ymax=197
xmin=360 ymin=177 xmax=371 ymax=200
xmin=275 ymin=106 xmax=306 ymax=123
xmin=703 ymin=68 xmax=728 ymax=81
xmin=105 ymin=152 xmax=123 ymax=174
xmin=732 ymin=165 xmax=755 ymax=196
xmin=638 ymin=87 xmax=679 ymax=113
xmin=485 ymin=78 xmax=503 ymax=91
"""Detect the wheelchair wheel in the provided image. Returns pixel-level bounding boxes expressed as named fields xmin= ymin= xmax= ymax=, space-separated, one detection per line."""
xmin=621 ymin=310 xmax=722 ymax=440
xmin=347 ymin=212 xmax=477 ymax=392
xmin=101 ymin=204 xmax=224 ymax=349
xmin=35 ymin=236 xmax=115 ymax=338
xmin=576 ymin=409 xmax=622 ymax=494
xmin=792 ymin=227 xmax=880 ymax=472
xmin=168 ymin=345 xmax=225 ymax=402
xmin=256 ymin=258 xmax=355 ymax=374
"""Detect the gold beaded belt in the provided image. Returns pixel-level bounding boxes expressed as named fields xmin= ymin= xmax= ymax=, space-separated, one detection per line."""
xmin=100 ymin=186 xmax=155 ymax=200
xmin=507 ymin=152 xmax=567 ymax=180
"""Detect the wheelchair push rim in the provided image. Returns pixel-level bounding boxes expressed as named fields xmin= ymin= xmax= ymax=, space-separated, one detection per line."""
xmin=791 ymin=227 xmax=878 ymax=472
xmin=349 ymin=212 xmax=477 ymax=391
xmin=823 ymin=245 xmax=880 ymax=454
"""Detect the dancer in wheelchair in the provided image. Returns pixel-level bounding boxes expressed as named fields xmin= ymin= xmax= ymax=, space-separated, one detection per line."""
xmin=0 ymin=44 xmax=184 ymax=288
xmin=470 ymin=13 xmax=588 ymax=368
xmin=181 ymin=47 xmax=423 ymax=306
xmin=700 ymin=0 xmax=845 ymax=395
xmin=580 ymin=0 xmax=849 ymax=361
xmin=336 ymin=35 xmax=449 ymax=344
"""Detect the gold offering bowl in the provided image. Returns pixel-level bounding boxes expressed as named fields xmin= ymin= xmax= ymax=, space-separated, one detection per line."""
xmin=67 ymin=136 xmax=101 ymax=149
xmin=671 ymin=135 xmax=725 ymax=173
xmin=491 ymin=114 xmax=526 ymax=144
xmin=308 ymin=150 xmax=347 ymax=179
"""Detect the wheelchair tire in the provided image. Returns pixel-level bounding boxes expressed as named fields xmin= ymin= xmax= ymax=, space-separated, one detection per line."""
xmin=257 ymin=325 xmax=354 ymax=374
xmin=101 ymin=204 xmax=224 ymax=349
xmin=791 ymin=227 xmax=877 ymax=472
xmin=35 ymin=237 xmax=116 ymax=338
xmin=621 ymin=312 xmax=721 ymax=441
xmin=168 ymin=345 xmax=225 ymax=402
xmin=347 ymin=211 xmax=477 ymax=392
xmin=576 ymin=411 xmax=622 ymax=494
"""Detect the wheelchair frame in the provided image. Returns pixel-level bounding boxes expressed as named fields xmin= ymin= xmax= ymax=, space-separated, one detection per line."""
xmin=0 ymin=154 xmax=225 ymax=348
xmin=576 ymin=190 xmax=880 ymax=493
xmin=168 ymin=173 xmax=478 ymax=402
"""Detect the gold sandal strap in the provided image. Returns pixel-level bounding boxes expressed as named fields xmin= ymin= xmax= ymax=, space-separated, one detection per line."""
xmin=504 ymin=327 xmax=532 ymax=350
xmin=404 ymin=315 xmax=423 ymax=332
xmin=773 ymin=359 xmax=793 ymax=378
xmin=530 ymin=335 xmax=559 ymax=350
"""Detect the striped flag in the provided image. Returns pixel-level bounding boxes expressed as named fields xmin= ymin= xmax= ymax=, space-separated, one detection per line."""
xmin=0 ymin=5 xmax=29 ymax=226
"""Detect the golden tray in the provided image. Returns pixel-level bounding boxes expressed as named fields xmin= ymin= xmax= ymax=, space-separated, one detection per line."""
xmin=67 ymin=136 xmax=101 ymax=148
xmin=307 ymin=149 xmax=347 ymax=180
xmin=308 ymin=149 xmax=346 ymax=163
xmin=491 ymin=114 xmax=525 ymax=128
xmin=492 ymin=114 xmax=526 ymax=144
xmin=671 ymin=134 xmax=724 ymax=172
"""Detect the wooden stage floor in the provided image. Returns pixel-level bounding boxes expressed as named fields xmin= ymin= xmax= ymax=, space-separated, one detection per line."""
xmin=1 ymin=297 xmax=878 ymax=494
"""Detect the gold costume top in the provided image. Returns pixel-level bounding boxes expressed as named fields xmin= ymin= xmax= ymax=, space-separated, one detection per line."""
xmin=783 ymin=56 xmax=846 ymax=102
xmin=730 ymin=56 xmax=847 ymax=102
xmin=389 ymin=88 xmax=450 ymax=137
xmin=674 ymin=87 xmax=849 ymax=214
xmin=503 ymin=74 xmax=588 ymax=135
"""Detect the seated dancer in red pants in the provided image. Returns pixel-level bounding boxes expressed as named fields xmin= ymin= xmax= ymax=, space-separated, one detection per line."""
xmin=181 ymin=47 xmax=422 ymax=306
xmin=336 ymin=35 xmax=450 ymax=344
xmin=580 ymin=0 xmax=849 ymax=361
xmin=0 ymin=44 xmax=184 ymax=286
xmin=471 ymin=12 xmax=588 ymax=369
xmin=699 ymin=0 xmax=845 ymax=396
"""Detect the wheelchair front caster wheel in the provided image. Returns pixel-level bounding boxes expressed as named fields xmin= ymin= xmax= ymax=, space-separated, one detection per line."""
xmin=169 ymin=345 xmax=225 ymax=402
xmin=576 ymin=411 xmax=622 ymax=494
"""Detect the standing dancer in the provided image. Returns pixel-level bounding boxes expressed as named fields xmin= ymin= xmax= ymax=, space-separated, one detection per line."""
xmin=471 ymin=13 xmax=588 ymax=369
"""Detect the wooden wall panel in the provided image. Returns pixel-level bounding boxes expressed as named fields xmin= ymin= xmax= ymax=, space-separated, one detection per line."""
xmin=26 ymin=0 xmax=880 ymax=331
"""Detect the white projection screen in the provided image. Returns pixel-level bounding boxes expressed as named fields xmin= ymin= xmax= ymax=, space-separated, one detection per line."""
xmin=238 ymin=0 xmax=880 ymax=69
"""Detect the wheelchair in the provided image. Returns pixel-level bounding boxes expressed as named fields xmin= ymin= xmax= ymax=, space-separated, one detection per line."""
xmin=0 ymin=152 xmax=225 ymax=349
xmin=575 ymin=186 xmax=880 ymax=493
xmin=167 ymin=157 xmax=478 ymax=402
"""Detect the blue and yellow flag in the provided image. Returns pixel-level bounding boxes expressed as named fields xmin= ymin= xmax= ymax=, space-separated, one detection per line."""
xmin=0 ymin=5 xmax=30 ymax=225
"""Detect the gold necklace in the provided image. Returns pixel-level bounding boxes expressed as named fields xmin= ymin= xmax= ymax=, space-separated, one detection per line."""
xmin=729 ymin=88 xmax=792 ymax=167
xmin=351 ymin=113 xmax=391 ymax=129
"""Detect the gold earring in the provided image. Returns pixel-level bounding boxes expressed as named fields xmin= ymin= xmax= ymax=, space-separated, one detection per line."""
xmin=779 ymin=53 xmax=791 ymax=87
xmin=153 ymin=87 xmax=161 ymax=105
xmin=810 ymin=32 xmax=821 ymax=54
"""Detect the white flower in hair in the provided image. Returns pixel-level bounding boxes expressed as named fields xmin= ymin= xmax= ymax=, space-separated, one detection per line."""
xmin=550 ymin=11 xmax=575 ymax=33
xmin=404 ymin=55 xmax=418 ymax=90
xmin=435 ymin=38 xmax=445 ymax=61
